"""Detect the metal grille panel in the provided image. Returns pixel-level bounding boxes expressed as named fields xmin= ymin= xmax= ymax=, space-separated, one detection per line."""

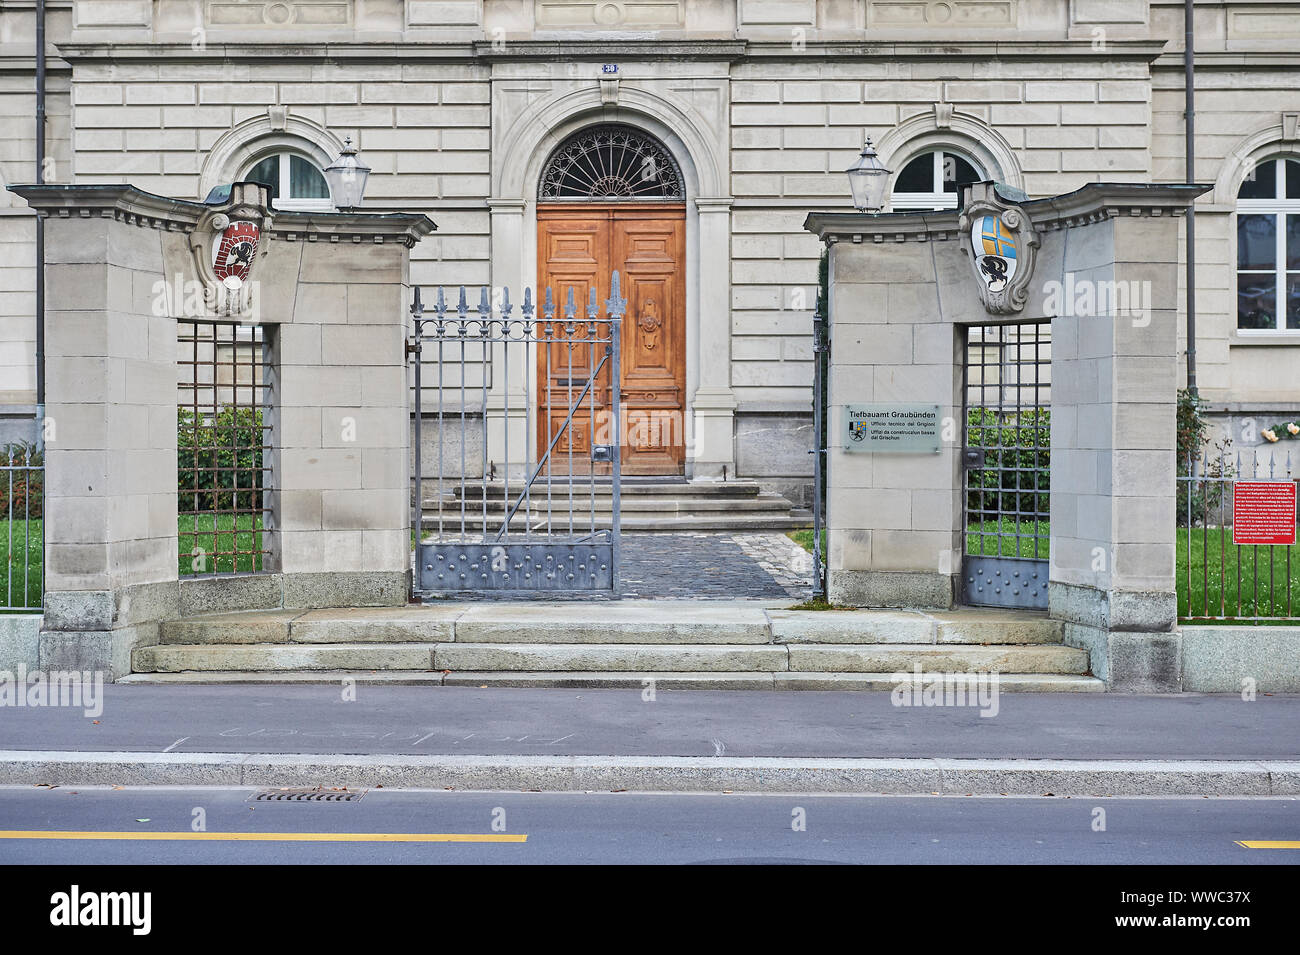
xmin=963 ymin=322 xmax=1051 ymax=609
xmin=178 ymin=320 xmax=273 ymax=577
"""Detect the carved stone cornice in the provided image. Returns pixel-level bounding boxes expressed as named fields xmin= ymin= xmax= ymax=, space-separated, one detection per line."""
xmin=7 ymin=183 xmax=436 ymax=247
xmin=803 ymin=182 xmax=1213 ymax=244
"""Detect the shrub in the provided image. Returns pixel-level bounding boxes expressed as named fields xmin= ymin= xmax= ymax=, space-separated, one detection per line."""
xmin=178 ymin=406 xmax=265 ymax=512
xmin=0 ymin=441 xmax=43 ymax=519
xmin=965 ymin=406 xmax=1050 ymax=520
xmin=1176 ymin=389 xmax=1232 ymax=526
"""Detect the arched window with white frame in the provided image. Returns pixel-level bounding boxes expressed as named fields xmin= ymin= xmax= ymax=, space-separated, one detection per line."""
xmin=241 ymin=150 xmax=333 ymax=212
xmin=891 ymin=150 xmax=985 ymax=212
xmin=1236 ymin=156 xmax=1300 ymax=332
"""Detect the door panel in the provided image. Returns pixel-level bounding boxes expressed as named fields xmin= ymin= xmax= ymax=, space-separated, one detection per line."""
xmin=616 ymin=216 xmax=685 ymax=473
xmin=537 ymin=203 xmax=686 ymax=476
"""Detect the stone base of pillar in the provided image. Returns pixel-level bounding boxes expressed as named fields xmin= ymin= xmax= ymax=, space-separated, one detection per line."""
xmin=38 ymin=626 xmax=157 ymax=681
xmin=37 ymin=581 xmax=181 ymax=679
xmin=1063 ymin=624 xmax=1183 ymax=692
xmin=829 ymin=569 xmax=955 ymax=610
xmin=1050 ymin=581 xmax=1181 ymax=690
xmin=689 ymin=388 xmax=736 ymax=479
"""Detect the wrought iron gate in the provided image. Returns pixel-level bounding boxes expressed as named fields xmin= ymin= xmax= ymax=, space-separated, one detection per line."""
xmin=410 ymin=274 xmax=624 ymax=596
xmin=962 ymin=321 xmax=1051 ymax=609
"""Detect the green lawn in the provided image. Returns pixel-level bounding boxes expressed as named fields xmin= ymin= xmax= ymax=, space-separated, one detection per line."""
xmin=787 ymin=529 xmax=824 ymax=554
xmin=179 ymin=514 xmax=264 ymax=575
xmin=965 ymin=519 xmax=1051 ymax=559
xmin=0 ymin=517 xmax=42 ymax=611
xmin=788 ymin=522 xmax=1051 ymax=560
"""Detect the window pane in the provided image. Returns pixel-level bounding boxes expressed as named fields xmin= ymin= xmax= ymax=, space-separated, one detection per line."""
xmin=1237 ymin=275 xmax=1276 ymax=330
xmin=289 ymin=155 xmax=329 ymax=199
xmin=1238 ymin=159 xmax=1277 ymax=199
xmin=894 ymin=154 xmax=933 ymax=193
xmin=1290 ymin=214 xmax=1300 ymax=271
xmin=942 ymin=153 xmax=982 ymax=193
xmin=1237 ymin=214 xmax=1277 ymax=270
xmin=1288 ymin=159 xmax=1300 ymax=200
xmin=1289 ymin=275 xmax=1300 ymax=330
xmin=246 ymin=156 xmax=280 ymax=204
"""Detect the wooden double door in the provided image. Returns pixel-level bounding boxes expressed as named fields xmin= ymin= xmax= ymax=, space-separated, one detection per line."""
xmin=537 ymin=203 xmax=687 ymax=475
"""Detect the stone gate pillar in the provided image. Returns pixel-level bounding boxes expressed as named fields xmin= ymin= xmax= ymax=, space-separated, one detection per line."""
xmin=12 ymin=182 xmax=434 ymax=677
xmin=806 ymin=181 xmax=1209 ymax=690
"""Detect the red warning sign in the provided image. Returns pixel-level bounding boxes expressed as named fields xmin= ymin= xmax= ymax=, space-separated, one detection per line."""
xmin=1232 ymin=481 xmax=1297 ymax=546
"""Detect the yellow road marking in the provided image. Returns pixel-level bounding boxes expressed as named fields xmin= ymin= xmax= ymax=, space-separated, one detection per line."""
xmin=0 ymin=830 xmax=526 ymax=844
xmin=1236 ymin=840 xmax=1300 ymax=849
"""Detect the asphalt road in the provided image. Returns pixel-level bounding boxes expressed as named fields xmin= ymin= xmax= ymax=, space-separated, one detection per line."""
xmin=3 ymin=684 xmax=1298 ymax=759
xmin=0 ymin=786 xmax=1295 ymax=865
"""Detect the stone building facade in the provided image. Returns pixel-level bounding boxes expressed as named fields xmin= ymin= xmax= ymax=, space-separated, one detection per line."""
xmin=1 ymin=0 xmax=1298 ymax=502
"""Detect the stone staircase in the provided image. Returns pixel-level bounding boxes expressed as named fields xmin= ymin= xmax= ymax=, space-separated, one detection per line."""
xmin=125 ymin=604 xmax=1102 ymax=691
xmin=422 ymin=478 xmax=809 ymax=533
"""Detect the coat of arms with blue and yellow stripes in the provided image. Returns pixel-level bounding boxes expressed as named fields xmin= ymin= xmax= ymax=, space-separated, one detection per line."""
xmin=971 ymin=213 xmax=1018 ymax=290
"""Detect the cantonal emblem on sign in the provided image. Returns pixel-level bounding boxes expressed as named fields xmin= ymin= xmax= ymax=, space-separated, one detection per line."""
xmin=212 ymin=220 xmax=260 ymax=287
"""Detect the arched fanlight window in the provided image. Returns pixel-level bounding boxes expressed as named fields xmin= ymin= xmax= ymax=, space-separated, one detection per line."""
xmin=539 ymin=124 xmax=684 ymax=201
xmin=891 ymin=150 xmax=984 ymax=211
xmin=1236 ymin=156 xmax=1300 ymax=332
xmin=242 ymin=151 xmax=332 ymax=211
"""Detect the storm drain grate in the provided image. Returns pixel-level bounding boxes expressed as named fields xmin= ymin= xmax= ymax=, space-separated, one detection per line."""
xmin=251 ymin=788 xmax=365 ymax=802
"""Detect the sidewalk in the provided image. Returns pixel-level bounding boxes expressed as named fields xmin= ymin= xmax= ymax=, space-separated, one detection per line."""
xmin=1 ymin=685 xmax=1298 ymax=795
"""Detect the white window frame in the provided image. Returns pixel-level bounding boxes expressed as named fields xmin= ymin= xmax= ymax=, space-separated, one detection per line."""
xmin=1236 ymin=157 xmax=1300 ymax=335
xmin=891 ymin=150 xmax=985 ymax=212
xmin=243 ymin=151 xmax=333 ymax=212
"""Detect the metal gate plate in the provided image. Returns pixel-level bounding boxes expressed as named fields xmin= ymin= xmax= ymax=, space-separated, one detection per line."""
xmin=419 ymin=541 xmax=614 ymax=592
xmin=964 ymin=556 xmax=1048 ymax=610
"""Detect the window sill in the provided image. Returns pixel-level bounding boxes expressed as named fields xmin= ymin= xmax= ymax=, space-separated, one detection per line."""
xmin=1231 ymin=332 xmax=1300 ymax=346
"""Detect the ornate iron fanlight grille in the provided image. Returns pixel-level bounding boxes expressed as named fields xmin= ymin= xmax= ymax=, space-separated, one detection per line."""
xmin=539 ymin=124 xmax=684 ymax=201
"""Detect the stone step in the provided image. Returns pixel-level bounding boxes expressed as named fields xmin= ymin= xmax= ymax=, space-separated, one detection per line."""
xmin=426 ymin=493 xmax=798 ymax=514
xmin=131 ymin=639 xmax=1086 ymax=675
xmin=420 ymin=513 xmax=812 ymax=532
xmin=118 ymin=670 xmax=1105 ymax=692
xmin=158 ymin=606 xmax=1065 ymax=647
xmin=135 ymin=641 xmax=1088 ymax=674
xmin=451 ymin=605 xmax=775 ymax=644
xmin=782 ymin=644 xmax=1088 ymax=675
xmin=440 ymin=480 xmax=767 ymax=501
xmin=157 ymin=608 xmax=1060 ymax=647
xmin=134 ymin=643 xmax=438 ymax=673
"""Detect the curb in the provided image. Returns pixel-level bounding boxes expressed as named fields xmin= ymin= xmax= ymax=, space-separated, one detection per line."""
xmin=2 ymin=751 xmax=1298 ymax=796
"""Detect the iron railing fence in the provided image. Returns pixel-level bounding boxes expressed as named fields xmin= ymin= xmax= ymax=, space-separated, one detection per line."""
xmin=177 ymin=320 xmax=273 ymax=577
xmin=1179 ymin=449 xmax=1298 ymax=623
xmin=0 ymin=441 xmax=43 ymax=610
xmin=410 ymin=274 xmax=624 ymax=596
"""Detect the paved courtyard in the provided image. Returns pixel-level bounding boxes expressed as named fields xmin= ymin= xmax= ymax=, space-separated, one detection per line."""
xmin=619 ymin=532 xmax=811 ymax=600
